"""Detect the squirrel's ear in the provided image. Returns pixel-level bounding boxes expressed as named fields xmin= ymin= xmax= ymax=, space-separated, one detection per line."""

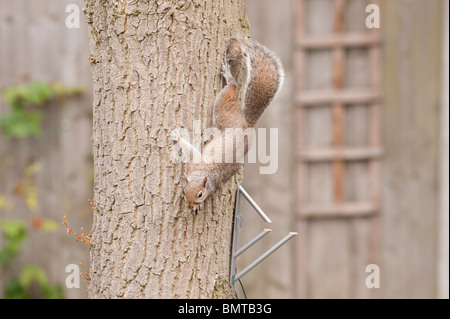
xmin=184 ymin=174 xmax=190 ymax=183
xmin=202 ymin=177 xmax=208 ymax=188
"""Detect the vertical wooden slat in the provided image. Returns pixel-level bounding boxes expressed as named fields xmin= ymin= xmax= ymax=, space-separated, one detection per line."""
xmin=332 ymin=0 xmax=345 ymax=204
xmin=367 ymin=0 xmax=381 ymax=299
xmin=294 ymin=0 xmax=308 ymax=299
xmin=438 ymin=0 xmax=449 ymax=299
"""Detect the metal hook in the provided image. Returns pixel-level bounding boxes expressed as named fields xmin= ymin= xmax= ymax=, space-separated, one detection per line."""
xmin=230 ymin=184 xmax=298 ymax=287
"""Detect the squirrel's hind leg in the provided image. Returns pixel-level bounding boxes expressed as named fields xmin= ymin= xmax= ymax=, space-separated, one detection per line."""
xmin=212 ymin=59 xmax=240 ymax=131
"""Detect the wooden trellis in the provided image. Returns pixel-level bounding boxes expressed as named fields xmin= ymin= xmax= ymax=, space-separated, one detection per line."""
xmin=294 ymin=0 xmax=382 ymax=298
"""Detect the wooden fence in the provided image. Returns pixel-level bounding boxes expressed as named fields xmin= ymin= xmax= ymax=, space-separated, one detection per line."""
xmin=0 ymin=0 xmax=92 ymax=298
xmin=0 ymin=0 xmax=446 ymax=299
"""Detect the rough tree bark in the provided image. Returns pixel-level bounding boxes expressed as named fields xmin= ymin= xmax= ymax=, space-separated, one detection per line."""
xmin=83 ymin=0 xmax=250 ymax=298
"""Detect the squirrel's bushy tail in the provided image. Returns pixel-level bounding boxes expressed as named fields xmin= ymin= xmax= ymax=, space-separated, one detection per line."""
xmin=227 ymin=37 xmax=285 ymax=127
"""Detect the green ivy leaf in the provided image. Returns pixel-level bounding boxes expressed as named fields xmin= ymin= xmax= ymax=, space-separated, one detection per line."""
xmin=2 ymin=86 xmax=27 ymax=106
xmin=38 ymin=218 xmax=60 ymax=232
xmin=19 ymin=265 xmax=49 ymax=289
xmin=27 ymin=81 xmax=54 ymax=105
xmin=0 ymin=219 xmax=27 ymax=265
xmin=0 ymin=108 xmax=43 ymax=138
xmin=0 ymin=219 xmax=27 ymax=240
xmin=43 ymin=284 xmax=65 ymax=299
xmin=4 ymin=279 xmax=29 ymax=299
xmin=4 ymin=265 xmax=66 ymax=299
xmin=1 ymin=81 xmax=83 ymax=138
xmin=24 ymin=162 xmax=42 ymax=177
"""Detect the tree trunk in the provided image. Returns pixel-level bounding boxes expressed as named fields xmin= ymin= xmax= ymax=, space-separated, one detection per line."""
xmin=83 ymin=0 xmax=249 ymax=298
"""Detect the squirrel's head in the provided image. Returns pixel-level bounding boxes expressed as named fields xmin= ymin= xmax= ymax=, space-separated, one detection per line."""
xmin=183 ymin=174 xmax=208 ymax=212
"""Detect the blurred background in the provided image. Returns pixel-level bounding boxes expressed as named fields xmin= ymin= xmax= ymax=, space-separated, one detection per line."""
xmin=0 ymin=0 xmax=448 ymax=299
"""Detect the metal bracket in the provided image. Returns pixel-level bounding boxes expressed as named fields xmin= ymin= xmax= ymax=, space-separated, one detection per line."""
xmin=229 ymin=183 xmax=297 ymax=287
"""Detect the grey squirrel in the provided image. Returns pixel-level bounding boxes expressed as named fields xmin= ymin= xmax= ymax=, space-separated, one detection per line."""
xmin=171 ymin=37 xmax=284 ymax=211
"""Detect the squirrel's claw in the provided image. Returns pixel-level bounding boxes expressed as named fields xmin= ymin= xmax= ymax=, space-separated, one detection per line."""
xmin=191 ymin=203 xmax=202 ymax=214
xmin=170 ymin=129 xmax=181 ymax=142
xmin=221 ymin=60 xmax=233 ymax=84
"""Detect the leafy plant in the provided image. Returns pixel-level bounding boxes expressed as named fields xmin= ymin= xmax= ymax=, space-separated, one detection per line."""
xmin=0 ymin=81 xmax=83 ymax=138
xmin=11 ymin=162 xmax=43 ymax=212
xmin=0 ymin=220 xmax=27 ymax=265
xmin=0 ymin=219 xmax=65 ymax=299
xmin=4 ymin=265 xmax=65 ymax=299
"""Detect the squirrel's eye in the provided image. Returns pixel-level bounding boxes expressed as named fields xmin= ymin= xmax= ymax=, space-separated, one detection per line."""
xmin=198 ymin=192 xmax=203 ymax=198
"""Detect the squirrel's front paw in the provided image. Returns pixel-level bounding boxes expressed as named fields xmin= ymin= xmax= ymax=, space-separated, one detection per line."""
xmin=170 ymin=129 xmax=181 ymax=142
